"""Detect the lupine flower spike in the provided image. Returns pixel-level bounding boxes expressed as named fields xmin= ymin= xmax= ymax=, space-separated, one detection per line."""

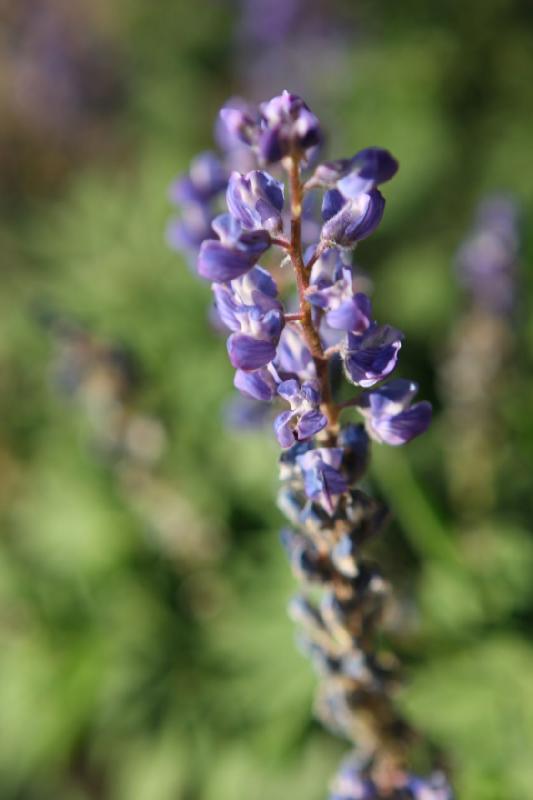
xmin=169 ymin=91 xmax=451 ymax=799
xmin=441 ymin=195 xmax=520 ymax=519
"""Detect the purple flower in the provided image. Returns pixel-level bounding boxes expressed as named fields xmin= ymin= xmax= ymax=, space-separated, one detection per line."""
xmin=307 ymin=246 xmax=344 ymax=286
xmin=234 ymin=366 xmax=278 ymax=401
xmin=336 ymin=148 xmax=399 ymax=195
xmin=307 ymin=269 xmax=373 ymax=332
xmin=234 ymin=264 xmax=280 ymax=306
xmin=308 ymin=158 xmax=355 ymax=190
xmin=227 ymin=317 xmax=283 ymax=370
xmin=167 ymin=152 xmax=229 ymax=262
xmin=213 ymin=266 xmax=281 ymax=331
xmin=213 ymin=267 xmax=284 ymax=371
xmin=197 ymin=214 xmax=270 ymax=282
xmin=356 ymin=379 xmax=432 ymax=445
xmin=456 ymin=194 xmax=519 ymax=315
xmin=169 ymin=152 xmax=227 ymax=205
xmin=258 ymin=90 xmax=322 ymax=162
xmin=275 ymin=325 xmax=315 ymax=380
xmin=343 ymin=324 xmax=403 ymax=387
xmin=321 ymin=188 xmax=385 ymax=249
xmin=224 ymin=395 xmax=272 ymax=430
xmin=310 ymin=147 xmax=398 ymax=192
xmin=274 ymin=379 xmax=327 ymax=448
xmin=218 ymin=101 xmax=260 ymax=148
xmin=317 ymin=147 xmax=398 ymax=249
xmin=226 ymin=170 xmax=284 ymax=234
xmin=297 ymin=448 xmax=348 ymax=514
xmin=166 ymin=204 xmax=215 ymax=257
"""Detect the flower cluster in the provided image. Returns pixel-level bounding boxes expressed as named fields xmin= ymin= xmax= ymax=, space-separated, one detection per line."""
xmin=169 ymin=91 xmax=448 ymax=798
xmin=167 ymin=151 xmax=230 ymax=265
xmin=441 ymin=195 xmax=520 ymax=520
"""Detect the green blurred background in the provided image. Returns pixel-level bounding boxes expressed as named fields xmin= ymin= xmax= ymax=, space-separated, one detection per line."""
xmin=1 ymin=1 xmax=533 ymax=798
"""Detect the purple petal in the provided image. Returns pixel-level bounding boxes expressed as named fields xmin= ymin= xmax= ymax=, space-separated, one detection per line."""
xmin=275 ymin=327 xmax=315 ymax=379
xmin=261 ymin=308 xmax=285 ymax=340
xmin=344 ymin=325 xmax=403 ymax=387
xmin=372 ymin=401 xmax=432 ymax=445
xmin=344 ymin=189 xmax=385 ymax=242
xmin=197 ymin=240 xmax=253 ymax=282
xmin=234 ymin=367 xmax=277 ymax=401
xmin=338 ymin=147 xmax=399 ymax=196
xmin=259 ymin=127 xmax=284 ymax=162
xmin=297 ymin=409 xmax=327 ymax=439
xmin=297 ymin=448 xmax=348 ymax=515
xmin=274 ymin=410 xmax=297 ymax=448
xmin=322 ymin=189 xmax=345 ymax=223
xmin=226 ymin=170 xmax=284 ymax=232
xmin=309 ymin=158 xmax=354 ymax=188
xmin=211 ymin=213 xmax=243 ymax=245
xmin=219 ymin=106 xmax=257 ymax=146
xmin=243 ymin=265 xmax=279 ymax=299
xmin=227 ymin=333 xmax=277 ymax=370
xmin=363 ymin=378 xmax=419 ymax=417
xmin=278 ymin=378 xmax=300 ymax=403
xmin=212 ymin=284 xmax=240 ymax=331
xmin=326 ymin=299 xmax=369 ymax=332
xmin=322 ymin=190 xmax=386 ymax=248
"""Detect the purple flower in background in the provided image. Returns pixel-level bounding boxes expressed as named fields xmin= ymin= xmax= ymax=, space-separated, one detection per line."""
xmin=166 ymin=202 xmax=215 ymax=255
xmin=297 ymin=448 xmax=348 ymax=514
xmin=456 ymin=195 xmax=519 ymax=316
xmin=198 ymin=214 xmax=270 ymax=282
xmin=169 ymin=151 xmax=227 ymax=205
xmin=343 ymin=323 xmax=403 ymax=387
xmin=356 ymin=379 xmax=432 ymax=445
xmin=234 ymin=366 xmax=278 ymax=401
xmin=274 ymin=379 xmax=327 ymax=447
xmin=224 ymin=394 xmax=273 ymax=430
xmin=238 ymin=0 xmax=302 ymax=45
xmin=227 ymin=170 xmax=284 ymax=233
xmin=2 ymin=0 xmax=125 ymax=159
xmin=219 ymin=100 xmax=261 ymax=148
xmin=167 ymin=152 xmax=229 ymax=264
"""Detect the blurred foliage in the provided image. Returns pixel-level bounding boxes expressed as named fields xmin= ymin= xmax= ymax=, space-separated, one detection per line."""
xmin=1 ymin=0 xmax=533 ymax=798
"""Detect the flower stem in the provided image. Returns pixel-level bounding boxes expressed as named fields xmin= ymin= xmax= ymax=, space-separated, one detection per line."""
xmin=284 ymin=312 xmax=304 ymax=322
xmin=288 ymin=156 xmax=338 ymax=431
